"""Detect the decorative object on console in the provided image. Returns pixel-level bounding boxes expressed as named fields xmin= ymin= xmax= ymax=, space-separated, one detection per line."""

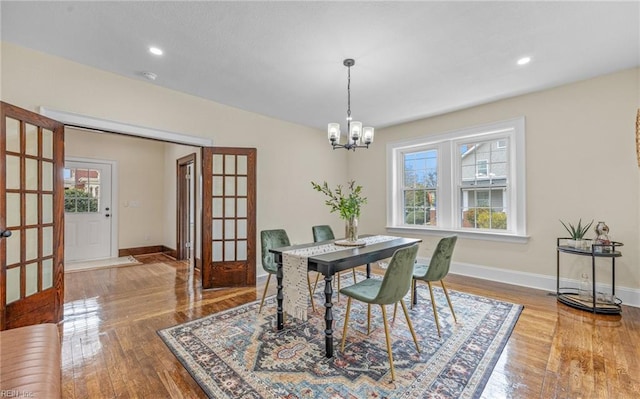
xmin=593 ymin=221 xmax=611 ymax=253
xmin=327 ymin=58 xmax=374 ymax=151
xmin=559 ymin=218 xmax=593 ymax=249
xmin=311 ymin=180 xmax=367 ymax=243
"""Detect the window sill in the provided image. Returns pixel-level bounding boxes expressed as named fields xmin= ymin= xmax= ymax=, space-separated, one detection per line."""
xmin=385 ymin=226 xmax=530 ymax=244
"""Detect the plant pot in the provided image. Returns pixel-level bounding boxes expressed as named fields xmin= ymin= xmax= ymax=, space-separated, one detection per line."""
xmin=567 ymin=239 xmax=585 ymax=249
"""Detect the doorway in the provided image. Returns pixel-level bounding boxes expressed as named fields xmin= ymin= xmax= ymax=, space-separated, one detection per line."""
xmin=176 ymin=153 xmax=196 ymax=265
xmin=64 ymin=159 xmax=115 ymax=262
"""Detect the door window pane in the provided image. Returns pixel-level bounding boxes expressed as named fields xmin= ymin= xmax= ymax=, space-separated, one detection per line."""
xmin=25 ymin=228 xmax=38 ymax=261
xmin=42 ymin=226 xmax=53 ymax=257
xmin=25 ymin=158 xmax=38 ymax=190
xmin=224 ymin=220 xmax=235 ymax=239
xmin=237 ymin=240 xmax=247 ymax=261
xmin=25 ymin=124 xmax=38 ymax=156
xmin=25 ymin=263 xmax=38 ymax=297
xmin=237 ymin=198 xmax=247 ymax=218
xmin=6 ymin=155 xmax=20 ymax=190
xmin=6 ymin=193 xmax=20 ymax=227
xmin=224 ymin=198 xmax=235 ymax=217
xmin=225 ymin=176 xmax=235 ymax=196
xmin=237 ymin=177 xmax=247 ymax=196
xmin=213 ymin=220 xmax=223 ymax=240
xmin=42 ymin=129 xmax=53 ymax=159
xmin=42 ymin=194 xmax=53 ymax=224
xmin=26 ymin=193 xmax=38 ymax=225
xmin=212 ymin=242 xmax=223 ymax=262
xmin=225 ymin=155 xmax=235 ymax=174
xmin=213 ymin=154 xmax=223 ymax=174
xmin=224 ymin=241 xmax=235 ymax=261
xmin=42 ymin=161 xmax=53 ymax=191
xmin=212 ymin=198 xmax=223 ymax=217
xmin=6 ymin=231 xmax=21 ymax=265
xmin=64 ymin=168 xmax=100 ymax=212
xmin=6 ymin=117 xmax=20 ymax=152
xmin=42 ymin=259 xmax=53 ymax=290
xmin=6 ymin=267 xmax=21 ymax=304
xmin=237 ymin=219 xmax=247 ymax=239
xmin=213 ymin=176 xmax=223 ymax=196
xmin=237 ymin=155 xmax=247 ymax=175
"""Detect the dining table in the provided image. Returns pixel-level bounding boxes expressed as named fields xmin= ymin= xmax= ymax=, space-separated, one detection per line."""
xmin=270 ymin=234 xmax=422 ymax=358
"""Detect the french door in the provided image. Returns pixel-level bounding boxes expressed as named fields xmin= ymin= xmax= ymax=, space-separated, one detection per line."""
xmin=201 ymin=147 xmax=256 ymax=289
xmin=1 ymin=102 xmax=64 ymax=330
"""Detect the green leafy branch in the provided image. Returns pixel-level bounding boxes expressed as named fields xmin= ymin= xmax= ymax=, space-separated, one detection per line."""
xmin=311 ymin=180 xmax=367 ymax=220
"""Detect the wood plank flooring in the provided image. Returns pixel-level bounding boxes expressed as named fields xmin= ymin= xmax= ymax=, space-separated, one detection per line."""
xmin=60 ymin=254 xmax=640 ymax=398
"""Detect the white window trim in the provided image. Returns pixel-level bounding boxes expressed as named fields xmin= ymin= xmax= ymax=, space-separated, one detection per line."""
xmin=386 ymin=117 xmax=528 ymax=243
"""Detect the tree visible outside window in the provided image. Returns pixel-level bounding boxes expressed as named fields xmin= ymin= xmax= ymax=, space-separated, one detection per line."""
xmin=64 ymin=168 xmax=100 ymax=213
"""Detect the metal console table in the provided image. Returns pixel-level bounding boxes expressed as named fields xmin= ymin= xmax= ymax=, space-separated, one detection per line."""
xmin=556 ymin=237 xmax=623 ymax=315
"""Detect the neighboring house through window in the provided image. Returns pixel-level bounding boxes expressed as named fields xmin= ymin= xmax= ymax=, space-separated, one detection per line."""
xmin=387 ymin=117 xmax=527 ymax=242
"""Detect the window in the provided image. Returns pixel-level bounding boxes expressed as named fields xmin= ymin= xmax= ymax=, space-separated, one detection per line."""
xmin=387 ymin=117 xmax=526 ymax=241
xmin=64 ymin=168 xmax=101 ymax=213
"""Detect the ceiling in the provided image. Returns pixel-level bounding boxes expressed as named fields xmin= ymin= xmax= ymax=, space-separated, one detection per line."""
xmin=1 ymin=1 xmax=639 ymax=131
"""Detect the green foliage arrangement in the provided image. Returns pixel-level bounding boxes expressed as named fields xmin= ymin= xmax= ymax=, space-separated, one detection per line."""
xmin=311 ymin=180 xmax=367 ymax=220
xmin=559 ymin=218 xmax=594 ymax=239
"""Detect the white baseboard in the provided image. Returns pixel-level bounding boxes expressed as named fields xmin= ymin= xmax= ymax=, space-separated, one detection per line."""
xmin=434 ymin=258 xmax=640 ymax=309
xmin=257 ymin=260 xmax=640 ymax=308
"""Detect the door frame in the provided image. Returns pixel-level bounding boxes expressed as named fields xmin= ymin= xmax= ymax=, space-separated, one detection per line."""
xmin=176 ymin=153 xmax=196 ymax=262
xmin=64 ymin=157 xmax=119 ymax=260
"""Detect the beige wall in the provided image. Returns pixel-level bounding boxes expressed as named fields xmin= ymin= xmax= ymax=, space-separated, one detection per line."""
xmin=65 ymin=128 xmax=166 ymax=249
xmin=350 ymin=67 xmax=640 ymax=296
xmin=3 ymin=42 xmax=638 ymax=302
xmin=1 ymin=42 xmax=348 ymax=274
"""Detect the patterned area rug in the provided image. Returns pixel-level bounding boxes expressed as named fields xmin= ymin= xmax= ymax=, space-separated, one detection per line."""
xmin=158 ymin=274 xmax=522 ymax=398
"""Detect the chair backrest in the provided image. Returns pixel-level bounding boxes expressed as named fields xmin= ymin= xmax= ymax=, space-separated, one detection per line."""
xmin=312 ymin=225 xmax=335 ymax=242
xmin=424 ymin=235 xmax=457 ymax=281
xmin=374 ymin=244 xmax=419 ymax=305
xmin=260 ymin=229 xmax=291 ymax=273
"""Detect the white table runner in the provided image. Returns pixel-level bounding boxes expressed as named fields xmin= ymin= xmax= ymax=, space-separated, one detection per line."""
xmin=282 ymin=235 xmax=399 ymax=321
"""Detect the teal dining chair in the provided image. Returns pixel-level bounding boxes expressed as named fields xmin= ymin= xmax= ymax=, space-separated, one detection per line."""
xmin=311 ymin=225 xmax=358 ymax=298
xmin=411 ymin=235 xmax=458 ymax=338
xmin=340 ymin=244 xmax=420 ymax=382
xmin=259 ymin=229 xmax=316 ymax=314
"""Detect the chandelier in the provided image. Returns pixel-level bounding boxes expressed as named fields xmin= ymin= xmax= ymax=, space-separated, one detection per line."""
xmin=328 ymin=58 xmax=374 ymax=151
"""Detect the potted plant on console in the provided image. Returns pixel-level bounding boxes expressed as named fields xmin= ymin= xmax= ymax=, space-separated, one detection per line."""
xmin=560 ymin=219 xmax=593 ymax=249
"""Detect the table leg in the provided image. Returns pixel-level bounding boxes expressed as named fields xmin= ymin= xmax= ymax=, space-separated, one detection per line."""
xmin=366 ymin=263 xmax=371 ymax=278
xmin=276 ymin=261 xmax=284 ymax=330
xmin=324 ymin=274 xmax=334 ymax=358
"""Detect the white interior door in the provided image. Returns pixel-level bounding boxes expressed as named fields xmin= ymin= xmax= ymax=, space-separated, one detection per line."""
xmin=64 ymin=160 xmax=112 ymax=262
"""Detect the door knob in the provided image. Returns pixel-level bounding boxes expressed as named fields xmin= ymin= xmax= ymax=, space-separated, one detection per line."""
xmin=105 ymin=214 xmax=110 ymax=218
xmin=1 ymin=230 xmax=12 ymax=238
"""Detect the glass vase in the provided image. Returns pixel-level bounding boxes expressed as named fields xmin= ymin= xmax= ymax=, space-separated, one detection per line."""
xmin=345 ymin=216 xmax=358 ymax=242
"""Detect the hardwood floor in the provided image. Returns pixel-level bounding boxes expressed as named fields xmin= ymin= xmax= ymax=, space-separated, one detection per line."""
xmin=60 ymin=255 xmax=640 ymax=398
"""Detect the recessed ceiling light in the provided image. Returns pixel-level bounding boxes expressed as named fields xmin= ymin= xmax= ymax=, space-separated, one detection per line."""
xmin=517 ymin=57 xmax=531 ymax=66
xmin=149 ymin=46 xmax=163 ymax=56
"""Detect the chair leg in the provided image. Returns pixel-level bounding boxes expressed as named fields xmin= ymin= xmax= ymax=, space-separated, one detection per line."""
xmin=380 ymin=305 xmax=396 ymax=381
xmin=337 ymin=272 xmax=341 ymax=301
xmin=306 ymin=274 xmax=316 ymax=313
xmin=312 ymin=272 xmax=321 ymax=293
xmin=427 ymin=281 xmax=442 ymax=338
xmin=351 ymin=268 xmax=357 ymax=284
xmin=366 ymin=304 xmax=372 ymax=335
xmin=400 ymin=300 xmax=420 ymax=353
xmin=340 ymin=297 xmax=353 ymax=351
xmin=440 ymin=280 xmax=457 ymax=323
xmin=411 ymin=279 xmax=417 ymax=309
xmin=258 ymin=274 xmax=271 ymax=314
xmin=392 ymin=302 xmax=398 ymax=322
